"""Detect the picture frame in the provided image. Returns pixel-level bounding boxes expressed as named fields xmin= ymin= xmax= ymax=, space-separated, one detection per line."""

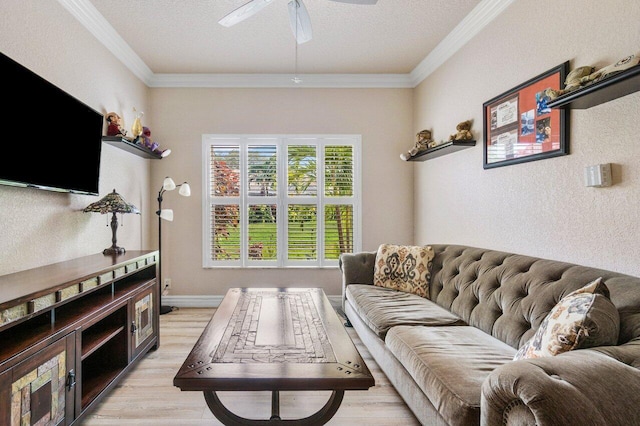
xmin=483 ymin=62 xmax=570 ymax=169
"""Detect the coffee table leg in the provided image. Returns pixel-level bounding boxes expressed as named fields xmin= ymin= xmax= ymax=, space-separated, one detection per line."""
xmin=203 ymin=390 xmax=345 ymax=425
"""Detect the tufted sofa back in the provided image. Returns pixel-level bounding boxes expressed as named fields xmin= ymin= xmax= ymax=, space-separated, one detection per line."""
xmin=429 ymin=245 xmax=640 ymax=350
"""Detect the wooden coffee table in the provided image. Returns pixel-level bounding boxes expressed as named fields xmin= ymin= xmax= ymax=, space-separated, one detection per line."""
xmin=173 ymin=287 xmax=375 ymax=425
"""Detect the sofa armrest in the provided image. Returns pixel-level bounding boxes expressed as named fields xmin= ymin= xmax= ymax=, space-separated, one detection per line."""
xmin=339 ymin=251 xmax=376 ymax=310
xmin=481 ymin=348 xmax=640 ymax=426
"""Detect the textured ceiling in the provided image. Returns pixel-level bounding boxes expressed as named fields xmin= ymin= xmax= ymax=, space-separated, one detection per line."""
xmin=89 ymin=0 xmax=481 ymax=75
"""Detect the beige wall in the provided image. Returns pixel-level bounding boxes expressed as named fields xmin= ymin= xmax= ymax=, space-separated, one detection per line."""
xmin=413 ymin=0 xmax=640 ymax=276
xmin=150 ymin=88 xmax=414 ymax=297
xmin=2 ymin=0 xmax=638 ymax=300
xmin=0 ymin=0 xmax=151 ymax=275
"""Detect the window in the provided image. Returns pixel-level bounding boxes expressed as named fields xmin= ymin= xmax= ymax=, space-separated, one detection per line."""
xmin=202 ymin=135 xmax=361 ymax=267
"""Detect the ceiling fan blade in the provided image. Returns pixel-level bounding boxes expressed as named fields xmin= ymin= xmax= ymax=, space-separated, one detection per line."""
xmin=288 ymin=0 xmax=312 ymax=44
xmin=329 ymin=0 xmax=378 ymax=4
xmin=218 ymin=0 xmax=276 ymax=27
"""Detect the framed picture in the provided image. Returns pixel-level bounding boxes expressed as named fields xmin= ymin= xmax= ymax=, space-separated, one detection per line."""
xmin=483 ymin=62 xmax=569 ymax=169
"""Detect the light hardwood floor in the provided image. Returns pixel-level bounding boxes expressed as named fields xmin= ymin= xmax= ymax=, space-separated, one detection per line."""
xmin=81 ymin=308 xmax=420 ymax=425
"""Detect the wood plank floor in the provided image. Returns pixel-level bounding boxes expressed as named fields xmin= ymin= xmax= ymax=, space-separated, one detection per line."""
xmin=81 ymin=308 xmax=420 ymax=425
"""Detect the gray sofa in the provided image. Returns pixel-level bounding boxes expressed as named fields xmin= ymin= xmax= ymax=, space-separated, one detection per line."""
xmin=339 ymin=244 xmax=640 ymax=426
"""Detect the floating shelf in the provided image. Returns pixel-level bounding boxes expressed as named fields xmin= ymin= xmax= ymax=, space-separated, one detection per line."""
xmin=102 ymin=136 xmax=162 ymax=159
xmin=409 ymin=140 xmax=476 ymax=161
xmin=548 ymin=65 xmax=640 ymax=109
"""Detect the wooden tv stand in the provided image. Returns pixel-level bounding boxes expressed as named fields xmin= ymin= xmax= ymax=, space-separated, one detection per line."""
xmin=0 ymin=250 xmax=159 ymax=425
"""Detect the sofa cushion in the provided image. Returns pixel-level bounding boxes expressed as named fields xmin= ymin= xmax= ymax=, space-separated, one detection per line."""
xmin=346 ymin=284 xmax=465 ymax=338
xmin=385 ymin=325 xmax=516 ymax=426
xmin=514 ymin=277 xmax=620 ymax=360
xmin=373 ymin=244 xmax=434 ymax=298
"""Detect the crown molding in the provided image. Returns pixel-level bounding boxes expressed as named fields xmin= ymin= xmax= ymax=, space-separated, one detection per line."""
xmin=149 ymin=73 xmax=414 ymax=88
xmin=59 ymin=0 xmax=514 ymax=89
xmin=57 ymin=0 xmax=155 ymax=85
xmin=409 ymin=0 xmax=516 ymax=86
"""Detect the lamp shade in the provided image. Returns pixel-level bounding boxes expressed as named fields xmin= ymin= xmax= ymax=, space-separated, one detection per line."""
xmin=163 ymin=177 xmax=176 ymax=191
xmin=158 ymin=209 xmax=174 ymax=221
xmin=83 ymin=189 xmax=140 ymax=214
xmin=179 ymin=183 xmax=191 ymax=197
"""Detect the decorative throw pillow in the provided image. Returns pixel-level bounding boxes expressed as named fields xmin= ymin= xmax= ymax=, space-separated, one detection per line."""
xmin=514 ymin=277 xmax=620 ymax=360
xmin=373 ymin=244 xmax=434 ymax=298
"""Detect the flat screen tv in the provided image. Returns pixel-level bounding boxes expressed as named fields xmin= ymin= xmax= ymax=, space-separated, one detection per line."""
xmin=0 ymin=52 xmax=103 ymax=196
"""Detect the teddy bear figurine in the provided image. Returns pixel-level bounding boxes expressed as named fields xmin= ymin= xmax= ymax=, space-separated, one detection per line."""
xmin=140 ymin=126 xmax=171 ymax=158
xmin=105 ymin=112 xmax=127 ymax=137
xmin=400 ymin=129 xmax=433 ymax=161
xmin=545 ymin=65 xmax=596 ymax=100
xmin=448 ymin=120 xmax=473 ymax=142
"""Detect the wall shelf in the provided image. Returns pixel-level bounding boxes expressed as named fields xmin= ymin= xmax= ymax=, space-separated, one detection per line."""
xmin=102 ymin=136 xmax=163 ymax=159
xmin=548 ymin=65 xmax=640 ymax=109
xmin=409 ymin=140 xmax=476 ymax=161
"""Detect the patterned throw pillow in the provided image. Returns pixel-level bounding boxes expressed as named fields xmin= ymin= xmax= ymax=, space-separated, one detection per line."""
xmin=514 ymin=277 xmax=620 ymax=360
xmin=373 ymin=244 xmax=435 ymax=298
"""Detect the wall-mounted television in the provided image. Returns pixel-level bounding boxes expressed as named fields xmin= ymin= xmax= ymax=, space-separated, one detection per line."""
xmin=0 ymin=52 xmax=103 ymax=196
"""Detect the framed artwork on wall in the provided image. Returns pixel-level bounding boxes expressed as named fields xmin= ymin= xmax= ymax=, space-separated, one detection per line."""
xmin=483 ymin=62 xmax=570 ymax=169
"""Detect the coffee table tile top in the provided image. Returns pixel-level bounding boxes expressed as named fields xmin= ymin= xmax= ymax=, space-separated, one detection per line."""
xmin=213 ymin=290 xmax=337 ymax=364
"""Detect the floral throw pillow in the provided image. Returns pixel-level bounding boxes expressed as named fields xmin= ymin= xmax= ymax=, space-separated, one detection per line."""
xmin=373 ymin=244 xmax=434 ymax=298
xmin=514 ymin=277 xmax=620 ymax=360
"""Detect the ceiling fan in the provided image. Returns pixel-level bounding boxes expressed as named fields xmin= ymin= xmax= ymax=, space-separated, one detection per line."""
xmin=219 ymin=0 xmax=378 ymax=44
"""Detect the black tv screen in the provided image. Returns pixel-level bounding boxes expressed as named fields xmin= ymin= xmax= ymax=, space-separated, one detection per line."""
xmin=0 ymin=52 xmax=103 ymax=196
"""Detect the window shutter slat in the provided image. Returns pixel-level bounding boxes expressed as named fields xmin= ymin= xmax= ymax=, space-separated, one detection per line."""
xmin=288 ymin=205 xmax=317 ymax=260
xmin=211 ymin=146 xmax=240 ymax=197
xmin=287 ymin=145 xmax=317 ymax=196
xmin=324 ymin=145 xmax=353 ymax=197
xmin=248 ymin=204 xmax=277 ymax=260
xmin=324 ymin=204 xmax=353 ymax=259
xmin=248 ymin=145 xmax=277 ymax=197
xmin=211 ymin=204 xmax=240 ymax=260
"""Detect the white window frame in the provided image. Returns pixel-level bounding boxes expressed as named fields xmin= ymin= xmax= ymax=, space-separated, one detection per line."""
xmin=202 ymin=134 xmax=362 ymax=268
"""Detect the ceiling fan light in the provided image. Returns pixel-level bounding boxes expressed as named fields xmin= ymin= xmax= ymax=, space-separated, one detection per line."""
xmin=288 ymin=0 xmax=312 ymax=44
xmin=218 ymin=0 xmax=275 ymax=27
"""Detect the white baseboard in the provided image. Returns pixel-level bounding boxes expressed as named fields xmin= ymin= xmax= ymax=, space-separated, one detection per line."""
xmin=162 ymin=294 xmax=343 ymax=309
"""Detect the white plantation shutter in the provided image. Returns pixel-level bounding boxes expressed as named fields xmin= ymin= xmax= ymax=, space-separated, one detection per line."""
xmin=210 ymin=146 xmax=240 ymax=196
xmin=248 ymin=204 xmax=277 ymax=261
xmin=211 ymin=204 xmax=240 ymax=260
xmin=287 ymin=205 xmax=317 ymax=261
xmin=324 ymin=204 xmax=353 ymax=260
xmin=248 ymin=145 xmax=277 ymax=197
xmin=287 ymin=145 xmax=317 ymax=197
xmin=202 ymin=135 xmax=361 ymax=267
xmin=324 ymin=145 xmax=353 ymax=197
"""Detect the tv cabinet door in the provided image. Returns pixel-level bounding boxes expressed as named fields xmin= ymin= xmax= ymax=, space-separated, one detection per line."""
xmin=131 ymin=284 xmax=156 ymax=360
xmin=3 ymin=333 xmax=76 ymax=425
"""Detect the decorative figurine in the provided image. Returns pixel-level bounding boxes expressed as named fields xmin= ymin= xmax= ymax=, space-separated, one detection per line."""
xmin=131 ymin=107 xmax=144 ymax=139
xmin=105 ymin=112 xmax=127 ymax=137
xmin=448 ymin=120 xmax=473 ymax=142
xmin=400 ymin=129 xmax=434 ymax=161
xmin=140 ymin=126 xmax=171 ymax=158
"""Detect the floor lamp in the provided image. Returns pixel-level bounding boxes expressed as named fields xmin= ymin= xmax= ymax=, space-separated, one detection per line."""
xmin=157 ymin=176 xmax=191 ymax=315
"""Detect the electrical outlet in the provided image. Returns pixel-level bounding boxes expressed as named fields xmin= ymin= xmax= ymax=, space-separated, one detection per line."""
xmin=164 ymin=278 xmax=171 ymax=289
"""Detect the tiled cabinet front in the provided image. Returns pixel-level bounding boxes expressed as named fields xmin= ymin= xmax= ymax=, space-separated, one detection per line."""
xmin=131 ymin=284 xmax=156 ymax=360
xmin=1 ymin=333 xmax=76 ymax=425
